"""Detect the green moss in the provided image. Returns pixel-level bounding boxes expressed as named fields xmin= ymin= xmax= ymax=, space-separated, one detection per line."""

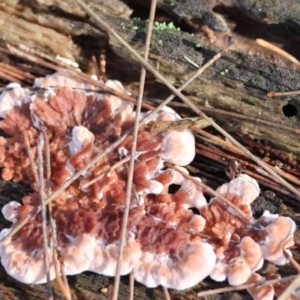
xmin=220 ymin=69 xmax=229 ymax=76
xmin=153 ymin=21 xmax=180 ymax=31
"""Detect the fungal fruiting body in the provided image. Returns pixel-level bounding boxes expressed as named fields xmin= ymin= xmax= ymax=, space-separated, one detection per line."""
xmin=0 ymin=73 xmax=213 ymax=289
xmin=0 ymin=73 xmax=296 ymax=298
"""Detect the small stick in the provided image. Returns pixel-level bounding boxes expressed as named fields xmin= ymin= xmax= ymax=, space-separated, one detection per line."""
xmin=91 ymin=55 xmax=101 ymax=80
xmin=6 ymin=44 xmax=154 ymax=110
xmin=151 ymin=100 xmax=300 ymax=135
xmin=22 ymin=129 xmax=39 ymax=187
xmin=58 ymin=255 xmax=72 ymax=300
xmin=108 ymin=284 xmax=114 ymax=300
xmin=81 ymin=156 xmax=130 ymax=189
xmin=0 ymin=64 xmax=32 ymax=84
xmin=283 ymin=248 xmax=300 ymax=273
xmin=40 ymin=126 xmax=71 ymax=299
xmin=0 ymin=62 xmax=35 ymax=79
xmin=18 ymin=44 xmax=76 ymax=70
xmin=99 ymin=49 xmax=106 ymax=80
xmin=197 ymin=275 xmax=296 ymax=297
xmin=268 ymin=90 xmax=300 ymax=97
xmin=165 ymin=162 xmax=255 ymax=225
xmin=0 ymin=69 xmax=22 ymax=84
xmin=197 ymin=106 xmax=300 ymax=135
xmin=256 ymin=38 xmax=300 ymax=65
xmin=112 ymin=0 xmax=158 ymax=298
xmin=162 ymin=286 xmax=171 ymax=300
xmin=129 ymin=270 xmax=134 ymax=300
xmin=277 ymin=274 xmax=300 ymax=300
xmin=195 ymin=141 xmax=300 ymax=188
xmin=37 ymin=134 xmax=53 ymax=300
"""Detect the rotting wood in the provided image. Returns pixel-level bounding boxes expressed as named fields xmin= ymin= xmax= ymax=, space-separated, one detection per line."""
xmin=2 ymin=0 xmax=300 ymax=155
xmin=1 ymin=1 xmax=300 ymax=299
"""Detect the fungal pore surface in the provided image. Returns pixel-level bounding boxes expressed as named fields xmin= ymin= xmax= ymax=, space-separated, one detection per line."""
xmin=0 ymin=73 xmax=296 ymax=298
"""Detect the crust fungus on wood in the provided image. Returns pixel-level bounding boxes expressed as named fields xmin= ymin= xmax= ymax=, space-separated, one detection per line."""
xmin=0 ymin=73 xmax=297 ymax=299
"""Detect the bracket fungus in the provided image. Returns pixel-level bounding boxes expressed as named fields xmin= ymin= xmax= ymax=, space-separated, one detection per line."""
xmin=0 ymin=72 xmax=297 ymax=298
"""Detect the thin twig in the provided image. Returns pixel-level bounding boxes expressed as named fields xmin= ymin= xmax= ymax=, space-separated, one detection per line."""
xmin=284 ymin=248 xmax=300 ymax=273
xmin=112 ymin=0 xmax=157 ymax=298
xmin=256 ymin=39 xmax=300 ymax=65
xmin=0 ymin=69 xmax=22 ymax=84
xmin=5 ymin=44 xmax=154 ymax=110
xmin=18 ymin=44 xmax=77 ymax=70
xmin=0 ymin=63 xmax=32 ymax=84
xmin=81 ymin=156 xmax=130 ymax=189
xmin=277 ymin=274 xmax=300 ymax=300
xmin=268 ymin=90 xmax=300 ymax=97
xmin=129 ymin=270 xmax=134 ymax=300
xmin=150 ymin=100 xmax=300 ymax=135
xmin=91 ymin=55 xmax=101 ymax=80
xmin=197 ymin=275 xmax=296 ymax=297
xmin=195 ymin=140 xmax=300 ymax=188
xmin=37 ymin=134 xmax=53 ymax=300
xmin=162 ymin=286 xmax=171 ymax=300
xmin=40 ymin=126 xmax=72 ymax=300
xmin=58 ymin=256 xmax=72 ymax=300
xmin=72 ymin=0 xmax=300 ymax=199
xmin=165 ymin=162 xmax=255 ymax=225
xmin=21 ymin=129 xmax=39 ymax=188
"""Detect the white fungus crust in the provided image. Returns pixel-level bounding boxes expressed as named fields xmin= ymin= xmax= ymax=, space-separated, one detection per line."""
xmin=134 ymin=241 xmax=216 ymax=289
xmin=0 ymin=73 xmax=296 ymax=298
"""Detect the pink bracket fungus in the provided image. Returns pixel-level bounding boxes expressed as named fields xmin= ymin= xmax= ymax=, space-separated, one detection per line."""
xmin=247 ymin=273 xmax=276 ymax=300
xmin=247 ymin=273 xmax=300 ymax=300
xmin=201 ymin=174 xmax=296 ymax=288
xmin=0 ymin=72 xmax=297 ymax=299
xmin=0 ymin=72 xmax=213 ymax=289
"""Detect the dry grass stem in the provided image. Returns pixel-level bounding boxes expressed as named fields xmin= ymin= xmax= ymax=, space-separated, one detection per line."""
xmin=198 ymin=106 xmax=300 ymax=135
xmin=162 ymin=286 xmax=171 ymax=300
xmin=277 ymin=274 xmax=300 ymax=300
xmin=283 ymin=248 xmax=300 ymax=273
xmin=22 ymin=129 xmax=39 ymax=188
xmin=58 ymin=257 xmax=72 ymax=300
xmin=147 ymin=119 xmax=196 ymax=132
xmin=91 ymin=55 xmax=101 ymax=80
xmin=112 ymin=0 xmax=158 ymax=298
xmin=197 ymin=275 xmax=296 ymax=297
xmin=0 ymin=69 xmax=22 ymax=84
xmin=268 ymin=90 xmax=300 ymax=97
xmin=256 ymin=38 xmax=300 ymax=65
xmin=18 ymin=44 xmax=76 ymax=70
xmin=152 ymin=101 xmax=300 ymax=135
xmin=194 ymin=145 xmax=300 ymax=200
xmin=165 ymin=162 xmax=255 ymax=225
xmin=195 ymin=139 xmax=300 ymax=188
xmin=129 ymin=270 xmax=134 ymax=300
xmin=81 ymin=156 xmax=130 ymax=189
xmin=37 ymin=135 xmax=53 ymax=300
xmin=5 ymin=44 xmax=154 ymax=110
xmin=41 ymin=126 xmax=71 ymax=299
xmin=0 ymin=63 xmax=32 ymax=84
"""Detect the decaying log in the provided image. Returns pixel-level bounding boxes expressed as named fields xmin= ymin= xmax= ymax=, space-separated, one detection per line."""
xmin=2 ymin=0 xmax=300 ymax=155
xmin=0 ymin=0 xmax=300 ymax=299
